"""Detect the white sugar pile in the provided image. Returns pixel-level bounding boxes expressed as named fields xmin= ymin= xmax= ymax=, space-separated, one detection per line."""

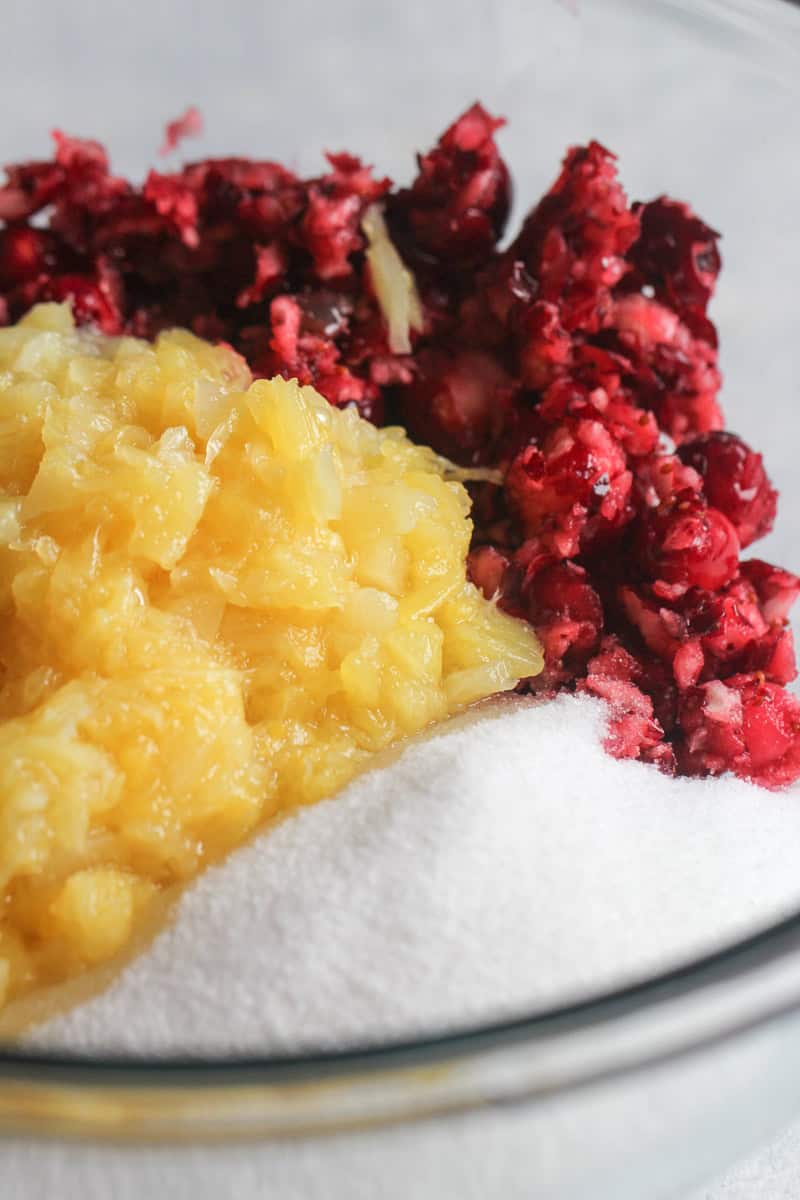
xmin=28 ymin=692 xmax=800 ymax=1056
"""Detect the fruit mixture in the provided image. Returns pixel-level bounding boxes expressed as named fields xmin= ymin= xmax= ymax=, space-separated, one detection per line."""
xmin=0 ymin=106 xmax=798 ymax=787
xmin=0 ymin=304 xmax=540 ymax=1005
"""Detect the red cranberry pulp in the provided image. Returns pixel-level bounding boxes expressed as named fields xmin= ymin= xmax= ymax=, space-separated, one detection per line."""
xmin=1 ymin=106 xmax=798 ymax=787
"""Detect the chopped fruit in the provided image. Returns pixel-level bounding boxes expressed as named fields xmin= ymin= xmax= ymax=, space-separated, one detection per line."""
xmin=677 ymin=432 xmax=777 ymax=548
xmin=508 ymin=141 xmax=640 ymax=333
xmin=388 ymin=103 xmax=511 ymax=268
xmin=523 ymin=561 xmax=604 ymax=684
xmin=362 ymin=205 xmax=424 ymax=354
xmin=636 ymin=498 xmax=740 ymax=596
xmin=505 ymin=419 xmax=632 ymax=558
xmin=580 ymin=638 xmax=675 ymax=772
xmin=0 ymin=304 xmax=542 ymax=1006
xmin=678 ymin=676 xmax=800 ymax=789
xmin=398 ymin=347 xmax=514 ymax=463
xmin=0 ymin=107 xmax=796 ymax=787
xmin=625 ymin=197 xmax=721 ymax=328
xmin=160 ymin=106 xmax=203 ymax=156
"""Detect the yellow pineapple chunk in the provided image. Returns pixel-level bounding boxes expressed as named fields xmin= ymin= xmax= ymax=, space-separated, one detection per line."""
xmin=0 ymin=304 xmax=542 ymax=1008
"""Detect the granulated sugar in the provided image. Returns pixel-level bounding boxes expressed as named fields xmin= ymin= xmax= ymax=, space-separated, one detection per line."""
xmin=29 ymin=692 xmax=800 ymax=1056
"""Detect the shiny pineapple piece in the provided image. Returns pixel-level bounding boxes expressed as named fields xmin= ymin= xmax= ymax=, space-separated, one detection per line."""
xmin=0 ymin=304 xmax=542 ymax=1006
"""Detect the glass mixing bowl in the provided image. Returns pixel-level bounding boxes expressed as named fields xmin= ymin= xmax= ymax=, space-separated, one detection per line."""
xmin=1 ymin=1 xmax=799 ymax=1197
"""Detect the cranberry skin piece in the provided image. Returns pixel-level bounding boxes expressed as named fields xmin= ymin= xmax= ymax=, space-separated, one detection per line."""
xmin=392 ymin=103 xmax=511 ymax=267
xmin=678 ymin=674 xmax=800 ymax=788
xmin=160 ymin=106 xmax=203 ymax=156
xmin=740 ymin=559 xmax=800 ymax=624
xmin=0 ymin=226 xmax=60 ymax=286
xmin=506 ymin=419 xmax=631 ymax=536
xmin=516 ymin=300 xmax=572 ymax=390
xmin=39 ymin=273 xmax=123 ymax=334
xmin=607 ymin=294 xmax=723 ymax=444
xmin=397 ymin=347 xmax=514 ymax=465
xmin=524 ymin=560 xmax=604 ymax=676
xmin=638 ymin=498 xmax=740 ymax=593
xmin=678 ymin=431 xmax=777 ymax=548
xmin=579 ymin=636 xmax=672 ymax=767
xmin=627 ymin=197 xmax=721 ymax=325
xmin=510 ymin=141 xmax=640 ymax=333
xmin=468 ymin=545 xmax=510 ymax=601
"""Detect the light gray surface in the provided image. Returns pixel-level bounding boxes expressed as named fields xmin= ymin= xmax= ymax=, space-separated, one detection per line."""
xmin=1 ymin=0 xmax=800 ymax=1196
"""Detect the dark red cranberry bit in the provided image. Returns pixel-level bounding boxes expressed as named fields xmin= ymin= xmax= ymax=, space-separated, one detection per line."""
xmin=626 ymin=196 xmax=721 ymax=327
xmin=637 ymin=497 xmax=740 ymax=596
xmin=300 ymin=153 xmax=390 ymax=282
xmin=515 ymin=300 xmax=572 ymax=390
xmin=523 ymin=560 xmax=604 ymax=680
xmin=618 ymin=585 xmax=688 ymax=665
xmin=389 ymin=103 xmax=511 ymax=267
xmin=235 ymin=241 xmax=289 ymax=308
xmin=160 ymin=107 xmax=203 ymax=156
xmin=480 ymin=256 xmax=537 ymax=327
xmin=397 ymin=347 xmax=515 ymax=465
xmin=677 ymin=679 xmax=748 ymax=778
xmin=508 ymin=140 xmax=640 ymax=333
xmin=0 ymin=226 xmax=63 ymax=287
xmin=534 ymin=346 xmax=659 ymax=461
xmin=678 ymin=431 xmax=777 ymax=548
xmin=0 ymin=162 xmax=64 ymax=222
xmin=48 ymin=132 xmax=131 ymax=247
xmin=142 ymin=170 xmax=201 ymax=248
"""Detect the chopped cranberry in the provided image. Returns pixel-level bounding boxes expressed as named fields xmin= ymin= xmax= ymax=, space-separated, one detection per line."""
xmin=37 ymin=271 xmax=122 ymax=334
xmin=390 ymin=103 xmax=511 ymax=268
xmin=627 ymin=197 xmax=721 ymax=327
xmin=579 ymin=637 xmax=674 ymax=771
xmin=398 ymin=347 xmax=514 ymax=464
xmin=620 ymin=568 xmax=797 ymax=690
xmin=605 ymin=293 xmax=724 ymax=444
xmin=637 ymin=497 xmax=740 ymax=595
xmin=508 ymin=141 xmax=640 ymax=333
xmin=160 ymin=107 xmax=203 ymax=156
xmin=505 ymin=419 xmax=632 ymax=558
xmin=468 ymin=545 xmax=510 ymax=601
xmin=634 ymin=451 xmax=703 ymax=510
xmin=0 ymin=226 xmax=60 ymax=286
xmin=523 ymin=560 xmax=604 ymax=680
xmin=741 ymin=559 xmax=800 ymax=624
xmin=515 ymin=300 xmax=572 ymax=390
xmin=1 ymin=109 xmax=797 ymax=786
xmin=678 ymin=432 xmax=777 ymax=548
xmin=678 ymin=675 xmax=800 ymax=789
xmin=301 ymin=153 xmax=390 ymax=281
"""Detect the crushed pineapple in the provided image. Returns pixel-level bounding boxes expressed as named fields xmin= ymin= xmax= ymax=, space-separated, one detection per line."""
xmin=0 ymin=304 xmax=542 ymax=1007
xmin=363 ymin=205 xmax=425 ymax=355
